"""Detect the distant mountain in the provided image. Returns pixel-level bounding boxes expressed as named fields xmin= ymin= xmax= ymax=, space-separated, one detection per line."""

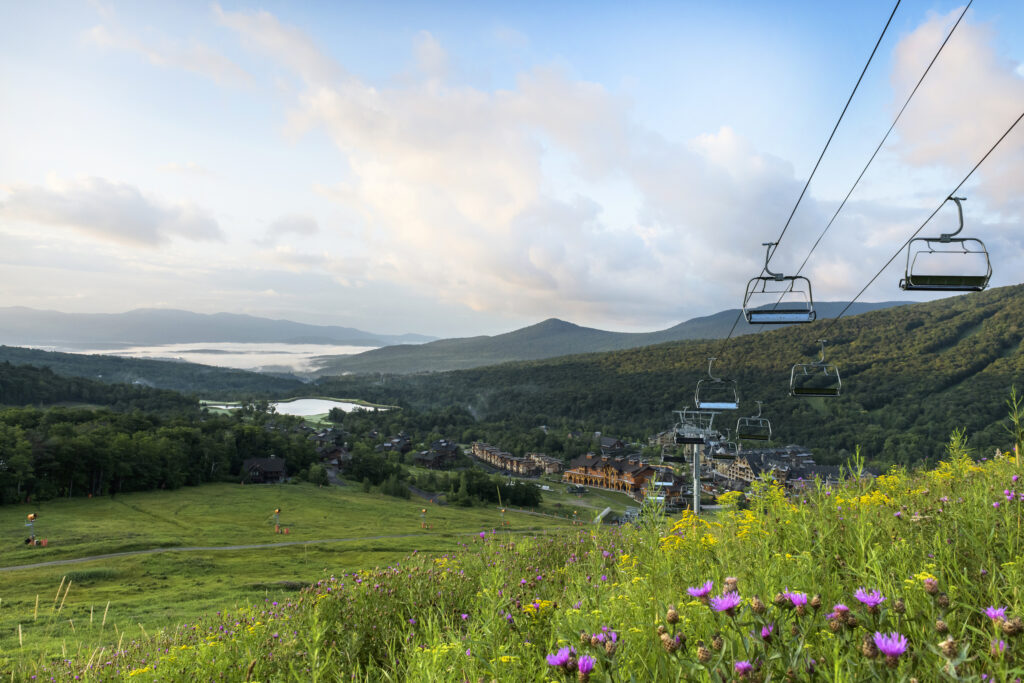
xmin=313 ymin=301 xmax=909 ymax=375
xmin=0 ymin=307 xmax=435 ymax=348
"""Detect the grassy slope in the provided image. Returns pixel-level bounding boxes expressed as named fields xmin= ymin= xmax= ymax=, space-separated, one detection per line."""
xmin=0 ymin=483 xmax=570 ymax=660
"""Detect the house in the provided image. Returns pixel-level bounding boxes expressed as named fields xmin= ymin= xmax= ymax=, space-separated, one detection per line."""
xmin=414 ymin=439 xmax=460 ymax=470
xmin=599 ymin=436 xmax=627 ymax=457
xmin=562 ymin=453 xmax=656 ymax=495
xmin=318 ymin=445 xmax=350 ymax=467
xmin=241 ymin=456 xmax=287 ymax=484
xmin=526 ymin=452 xmax=563 ymax=474
xmin=471 ymin=442 xmax=542 ymax=476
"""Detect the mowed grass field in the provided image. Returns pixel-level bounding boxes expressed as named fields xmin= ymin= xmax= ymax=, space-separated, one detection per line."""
xmin=0 ymin=482 xmax=571 ymax=660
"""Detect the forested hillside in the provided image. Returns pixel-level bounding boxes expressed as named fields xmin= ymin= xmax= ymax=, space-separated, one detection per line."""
xmin=314 ymin=301 xmax=907 ymax=375
xmin=317 ymin=285 xmax=1024 ymax=466
xmin=0 ymin=346 xmax=306 ymax=397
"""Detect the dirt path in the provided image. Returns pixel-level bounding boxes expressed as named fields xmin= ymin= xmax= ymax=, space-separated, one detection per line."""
xmin=0 ymin=527 xmax=561 ymax=573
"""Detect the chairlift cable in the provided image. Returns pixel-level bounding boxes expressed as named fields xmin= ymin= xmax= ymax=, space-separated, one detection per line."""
xmin=784 ymin=0 xmax=973 ymax=286
xmin=819 ymin=108 xmax=1024 ymax=338
xmin=715 ymin=0 xmax=902 ymax=356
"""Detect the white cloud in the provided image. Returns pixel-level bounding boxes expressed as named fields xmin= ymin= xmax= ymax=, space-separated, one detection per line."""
xmin=214 ymin=8 xmax=1023 ymax=327
xmin=1 ymin=176 xmax=224 ymax=246
xmin=890 ymin=8 xmax=1024 ymax=213
xmin=257 ymin=214 xmax=320 ymax=246
xmin=85 ymin=24 xmax=252 ymax=86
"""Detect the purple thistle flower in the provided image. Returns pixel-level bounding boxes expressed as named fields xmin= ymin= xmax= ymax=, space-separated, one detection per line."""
xmin=854 ymin=588 xmax=886 ymax=608
xmin=479 ymin=531 xmax=486 ymax=539
xmin=687 ymin=580 xmax=714 ymax=598
xmin=710 ymin=591 xmax=742 ymax=613
xmin=546 ymin=647 xmax=572 ymax=667
xmin=993 ymin=502 xmax=1001 ymax=509
xmin=985 ymin=606 xmax=1007 ymax=621
xmin=760 ymin=623 xmax=774 ymax=640
xmin=873 ymin=631 xmax=908 ymax=658
xmin=735 ymin=660 xmax=753 ymax=674
xmin=600 ymin=574 xmax=607 ymax=582
xmin=783 ymin=589 xmax=808 ymax=607
xmin=460 ymin=613 xmax=468 ymax=620
xmin=991 ymin=639 xmax=1007 ymax=656
xmin=577 ymin=655 xmax=595 ymax=674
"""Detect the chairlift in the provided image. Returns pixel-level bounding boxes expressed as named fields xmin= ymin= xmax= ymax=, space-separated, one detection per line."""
xmin=736 ymin=401 xmax=772 ymax=441
xmin=900 ymin=196 xmax=991 ymax=292
xmin=712 ymin=430 xmax=739 ymax=460
xmin=790 ymin=340 xmax=841 ymax=398
xmin=743 ymin=242 xmax=816 ymax=324
xmin=694 ymin=358 xmax=739 ymax=410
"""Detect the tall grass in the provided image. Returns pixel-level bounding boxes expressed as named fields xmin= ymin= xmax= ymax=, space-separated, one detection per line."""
xmin=4 ymin=430 xmax=1023 ymax=681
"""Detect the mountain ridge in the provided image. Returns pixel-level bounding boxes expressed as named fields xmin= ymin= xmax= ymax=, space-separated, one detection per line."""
xmin=0 ymin=307 xmax=435 ymax=348
xmin=313 ymin=301 xmax=911 ymax=375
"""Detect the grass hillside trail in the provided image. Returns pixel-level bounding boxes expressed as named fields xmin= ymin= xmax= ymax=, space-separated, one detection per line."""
xmin=0 ymin=483 xmax=571 ymax=664
xmin=3 ymin=431 xmax=1023 ymax=681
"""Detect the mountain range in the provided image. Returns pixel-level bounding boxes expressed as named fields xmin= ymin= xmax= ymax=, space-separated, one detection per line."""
xmin=0 ymin=307 xmax=434 ymax=349
xmin=311 ymin=301 xmax=909 ymax=375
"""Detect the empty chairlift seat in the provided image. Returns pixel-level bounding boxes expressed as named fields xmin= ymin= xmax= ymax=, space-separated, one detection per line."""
xmin=744 ymin=242 xmax=817 ymax=324
xmin=900 ymin=196 xmax=991 ymax=292
xmin=736 ymin=401 xmax=772 ymax=441
xmin=790 ymin=340 xmax=841 ymax=398
xmin=694 ymin=358 xmax=739 ymax=411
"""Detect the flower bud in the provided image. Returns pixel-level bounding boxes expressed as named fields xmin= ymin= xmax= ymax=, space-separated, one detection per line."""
xmin=750 ymin=596 xmax=766 ymax=614
xmin=861 ymin=635 xmax=878 ymax=659
xmin=711 ymin=633 xmax=723 ymax=651
xmin=810 ymin=595 xmax=822 ymax=611
xmin=1001 ymin=617 xmax=1023 ymax=636
xmin=656 ymin=624 xmax=667 ymax=636
xmin=773 ymin=593 xmax=786 ymax=608
xmin=724 ymin=577 xmax=738 ymax=593
xmin=939 ymin=638 xmax=957 ymax=659
xmin=936 ymin=593 xmax=950 ymax=609
xmin=696 ymin=644 xmax=711 ymax=663
xmin=893 ymin=599 xmax=905 ymax=614
xmin=935 ymin=620 xmax=948 ymax=634
xmin=923 ymin=578 xmax=938 ymax=595
xmin=666 ymin=605 xmax=679 ymax=625
xmin=828 ymin=618 xmax=841 ymax=633
xmin=590 ymin=635 xmax=600 ymax=648
xmin=605 ymin=640 xmax=618 ymax=656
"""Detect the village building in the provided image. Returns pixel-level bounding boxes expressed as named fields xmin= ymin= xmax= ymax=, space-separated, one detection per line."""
xmin=414 ymin=439 xmax=461 ymax=470
xmin=562 ymin=453 xmax=656 ymax=495
xmin=241 ymin=456 xmax=287 ymax=484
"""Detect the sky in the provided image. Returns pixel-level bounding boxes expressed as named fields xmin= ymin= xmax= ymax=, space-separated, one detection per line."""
xmin=1 ymin=1 xmax=1022 ymax=338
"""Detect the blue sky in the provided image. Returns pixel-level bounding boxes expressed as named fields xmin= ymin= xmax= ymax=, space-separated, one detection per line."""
xmin=1 ymin=1 xmax=1022 ymax=337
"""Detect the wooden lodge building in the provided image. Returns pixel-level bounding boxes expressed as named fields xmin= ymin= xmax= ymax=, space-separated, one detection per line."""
xmin=470 ymin=442 xmax=563 ymax=476
xmin=563 ymin=452 xmax=687 ymax=506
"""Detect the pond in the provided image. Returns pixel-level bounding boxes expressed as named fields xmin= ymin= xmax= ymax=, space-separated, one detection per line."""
xmin=271 ymin=398 xmax=383 ymax=416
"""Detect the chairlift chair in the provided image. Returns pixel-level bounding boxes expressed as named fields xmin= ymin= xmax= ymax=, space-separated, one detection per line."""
xmin=790 ymin=340 xmax=841 ymax=398
xmin=694 ymin=358 xmax=739 ymax=410
xmin=900 ymin=197 xmax=991 ymax=292
xmin=736 ymin=400 xmax=772 ymax=441
xmin=743 ymin=242 xmax=817 ymax=324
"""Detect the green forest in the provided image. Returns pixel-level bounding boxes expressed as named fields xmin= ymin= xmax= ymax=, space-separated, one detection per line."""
xmin=316 ymin=284 xmax=1024 ymax=468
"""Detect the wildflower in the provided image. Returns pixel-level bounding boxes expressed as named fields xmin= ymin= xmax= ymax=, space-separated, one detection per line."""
xmin=577 ymin=654 xmax=595 ymax=681
xmin=710 ymin=591 xmax=742 ymax=616
xmin=810 ymin=594 xmax=822 ymax=611
xmin=923 ymin=577 xmax=939 ymax=594
xmin=711 ymin=633 xmax=724 ymax=651
xmin=460 ymin=613 xmax=469 ymax=620
xmin=939 ymin=637 xmax=957 ymax=659
xmin=1001 ymin=616 xmax=1023 ymax=636
xmin=760 ymin=623 xmax=774 ymax=643
xmin=666 ymin=605 xmax=679 ymax=625
xmin=985 ymin=606 xmax=1007 ymax=622
xmin=783 ymin=589 xmax=808 ymax=616
xmin=874 ymin=631 xmax=908 ymax=668
xmin=854 ymin=588 xmax=886 ymax=613
xmin=993 ymin=502 xmax=1000 ymax=509
xmin=696 ymin=643 xmax=712 ymax=663
xmin=479 ymin=531 xmax=486 ymax=539
xmin=937 ymin=593 xmax=950 ymax=609
xmin=660 ymin=632 xmax=681 ymax=653
xmin=735 ymin=660 xmax=753 ymax=678
xmin=408 ymin=618 xmax=416 ymax=625
xmin=829 ymin=603 xmax=850 ymax=622
xmin=687 ymin=580 xmax=714 ymax=601
xmin=546 ymin=647 xmax=573 ymax=667
xmin=935 ymin=620 xmax=948 ymax=634
xmin=990 ymin=639 xmax=1006 ymax=657
xmin=724 ymin=576 xmax=738 ymax=592
xmin=893 ymin=599 xmax=906 ymax=614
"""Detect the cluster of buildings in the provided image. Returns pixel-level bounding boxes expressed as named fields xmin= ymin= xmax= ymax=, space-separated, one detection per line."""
xmin=470 ymin=442 xmax=563 ymax=476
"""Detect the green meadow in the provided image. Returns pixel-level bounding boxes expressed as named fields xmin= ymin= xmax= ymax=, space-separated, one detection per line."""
xmin=0 ymin=482 xmax=570 ymax=662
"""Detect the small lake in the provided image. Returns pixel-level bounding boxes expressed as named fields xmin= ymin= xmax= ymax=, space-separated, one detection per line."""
xmin=271 ymin=398 xmax=383 ymax=416
xmin=202 ymin=398 xmax=383 ymax=415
